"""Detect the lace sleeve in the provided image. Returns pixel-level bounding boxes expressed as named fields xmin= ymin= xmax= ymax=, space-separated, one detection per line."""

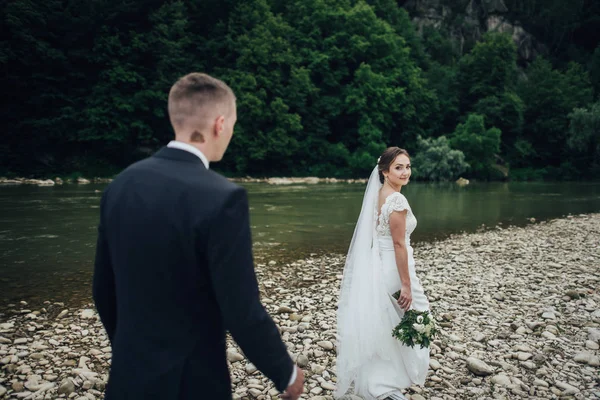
xmin=382 ymin=192 xmax=409 ymax=224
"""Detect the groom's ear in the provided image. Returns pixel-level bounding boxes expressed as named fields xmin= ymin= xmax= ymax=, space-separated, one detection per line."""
xmin=213 ymin=115 xmax=226 ymax=137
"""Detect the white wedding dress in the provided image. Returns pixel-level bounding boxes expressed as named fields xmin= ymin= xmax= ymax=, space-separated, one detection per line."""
xmin=335 ymin=166 xmax=430 ymax=400
xmin=360 ymin=192 xmax=430 ymax=399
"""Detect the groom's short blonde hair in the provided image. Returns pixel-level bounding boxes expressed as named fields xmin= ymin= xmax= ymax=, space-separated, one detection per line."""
xmin=168 ymin=73 xmax=236 ymax=130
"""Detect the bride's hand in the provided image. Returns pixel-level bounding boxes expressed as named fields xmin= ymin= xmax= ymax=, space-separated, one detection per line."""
xmin=398 ymin=284 xmax=412 ymax=311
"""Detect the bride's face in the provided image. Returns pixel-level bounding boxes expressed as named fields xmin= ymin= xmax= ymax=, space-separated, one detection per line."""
xmin=384 ymin=154 xmax=411 ymax=188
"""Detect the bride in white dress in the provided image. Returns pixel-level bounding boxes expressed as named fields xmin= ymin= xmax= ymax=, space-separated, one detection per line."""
xmin=335 ymin=147 xmax=430 ymax=400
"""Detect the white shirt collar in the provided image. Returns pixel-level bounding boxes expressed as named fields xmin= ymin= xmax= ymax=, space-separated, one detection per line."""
xmin=167 ymin=141 xmax=209 ymax=169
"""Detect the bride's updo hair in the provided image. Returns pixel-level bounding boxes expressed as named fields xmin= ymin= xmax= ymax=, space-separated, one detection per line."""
xmin=378 ymin=147 xmax=410 ymax=184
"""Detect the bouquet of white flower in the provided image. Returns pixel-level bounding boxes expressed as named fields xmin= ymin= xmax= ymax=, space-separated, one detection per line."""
xmin=391 ymin=291 xmax=438 ymax=349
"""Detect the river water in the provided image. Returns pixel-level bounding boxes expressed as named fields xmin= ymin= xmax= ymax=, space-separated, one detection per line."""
xmin=1 ymin=181 xmax=599 ymax=310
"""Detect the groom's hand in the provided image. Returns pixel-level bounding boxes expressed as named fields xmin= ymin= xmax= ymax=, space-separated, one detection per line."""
xmin=281 ymin=366 xmax=304 ymax=400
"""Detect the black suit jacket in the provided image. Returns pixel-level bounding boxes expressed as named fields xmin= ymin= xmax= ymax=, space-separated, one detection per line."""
xmin=93 ymin=147 xmax=293 ymax=399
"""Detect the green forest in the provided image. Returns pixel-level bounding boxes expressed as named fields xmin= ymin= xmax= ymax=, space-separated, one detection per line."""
xmin=2 ymin=0 xmax=600 ymax=180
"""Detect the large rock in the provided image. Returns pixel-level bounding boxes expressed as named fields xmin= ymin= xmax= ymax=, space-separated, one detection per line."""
xmin=456 ymin=177 xmax=469 ymax=186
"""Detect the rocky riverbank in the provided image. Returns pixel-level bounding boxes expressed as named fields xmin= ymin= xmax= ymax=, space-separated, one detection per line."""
xmin=1 ymin=214 xmax=599 ymax=399
xmin=0 ymin=176 xmax=368 ymax=186
xmin=0 ymin=177 xmax=112 ymax=186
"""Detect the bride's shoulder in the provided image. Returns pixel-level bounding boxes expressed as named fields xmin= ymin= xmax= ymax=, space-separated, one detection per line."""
xmin=383 ymin=191 xmax=406 ymax=203
xmin=385 ymin=191 xmax=409 ymax=212
xmin=379 ymin=188 xmax=397 ymax=204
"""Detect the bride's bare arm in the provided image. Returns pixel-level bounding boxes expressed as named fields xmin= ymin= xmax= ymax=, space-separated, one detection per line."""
xmin=389 ymin=210 xmax=412 ymax=310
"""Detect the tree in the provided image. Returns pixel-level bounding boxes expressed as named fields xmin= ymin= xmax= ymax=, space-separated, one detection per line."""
xmin=519 ymin=57 xmax=593 ymax=167
xmin=590 ymin=46 xmax=600 ymax=98
xmin=456 ymin=32 xmax=524 ymax=165
xmin=472 ymin=92 xmax=524 ymax=150
xmin=449 ymin=114 xmax=501 ymax=179
xmin=567 ymin=102 xmax=600 ymax=176
xmin=2 ymin=0 xmax=598 ymax=180
xmin=412 ymin=136 xmax=469 ymax=181
xmin=458 ymin=33 xmax=518 ymax=107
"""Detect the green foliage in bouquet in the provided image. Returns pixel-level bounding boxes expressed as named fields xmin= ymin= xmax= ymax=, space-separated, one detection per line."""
xmin=391 ymin=308 xmax=438 ymax=349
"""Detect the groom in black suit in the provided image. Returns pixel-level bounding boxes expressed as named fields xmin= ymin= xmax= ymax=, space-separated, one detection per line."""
xmin=93 ymin=73 xmax=304 ymax=399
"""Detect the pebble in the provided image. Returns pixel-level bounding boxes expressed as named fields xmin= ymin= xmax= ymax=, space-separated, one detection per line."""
xmin=491 ymin=374 xmax=512 ymax=386
xmin=473 ymin=333 xmax=486 ymax=342
xmin=520 ymin=361 xmax=536 ymax=370
xmin=245 ymin=363 xmax=257 ymax=374
xmin=58 ymin=378 xmax=75 ymax=394
xmin=296 ymin=354 xmax=309 ymax=368
xmin=533 ymin=379 xmax=549 ymax=388
xmin=517 ymin=352 xmax=533 ymax=361
xmin=585 ymin=340 xmax=599 ymax=350
xmin=554 ymin=381 xmax=580 ymax=395
xmin=541 ymin=331 xmax=556 ymax=340
xmin=12 ymin=382 xmax=24 ymax=392
xmin=316 ymin=341 xmax=334 ymax=350
xmin=80 ymin=309 xmax=95 ymax=319
xmin=226 ymin=348 xmax=244 ymax=362
xmin=574 ymin=352 xmax=592 ymax=364
xmin=588 ymin=328 xmax=600 ymax=342
xmin=466 ymin=357 xmax=494 ymax=376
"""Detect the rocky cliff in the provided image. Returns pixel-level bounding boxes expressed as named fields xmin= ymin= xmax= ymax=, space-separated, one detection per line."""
xmin=401 ymin=0 xmax=544 ymax=62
